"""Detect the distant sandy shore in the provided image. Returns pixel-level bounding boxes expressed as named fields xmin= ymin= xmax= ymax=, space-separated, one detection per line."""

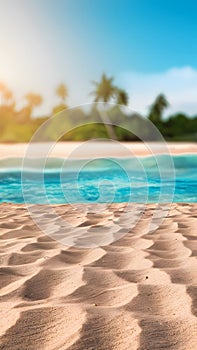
xmin=0 ymin=142 xmax=196 ymax=159
xmin=0 ymin=203 xmax=196 ymax=349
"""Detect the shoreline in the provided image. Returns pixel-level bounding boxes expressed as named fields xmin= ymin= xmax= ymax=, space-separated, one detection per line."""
xmin=0 ymin=141 xmax=196 ymax=159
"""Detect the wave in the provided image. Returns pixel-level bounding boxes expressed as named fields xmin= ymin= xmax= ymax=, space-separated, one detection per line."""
xmin=0 ymin=154 xmax=196 ymax=172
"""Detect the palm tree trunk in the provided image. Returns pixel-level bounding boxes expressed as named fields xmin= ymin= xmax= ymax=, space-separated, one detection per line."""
xmin=99 ymin=106 xmax=117 ymax=140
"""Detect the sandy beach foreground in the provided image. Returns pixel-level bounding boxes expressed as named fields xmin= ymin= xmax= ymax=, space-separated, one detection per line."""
xmin=0 ymin=203 xmax=196 ymax=349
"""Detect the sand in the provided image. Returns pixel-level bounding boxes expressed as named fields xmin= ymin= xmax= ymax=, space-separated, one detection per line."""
xmin=0 ymin=202 xmax=196 ymax=349
xmin=0 ymin=141 xmax=197 ymax=159
xmin=0 ymin=142 xmax=196 ymax=348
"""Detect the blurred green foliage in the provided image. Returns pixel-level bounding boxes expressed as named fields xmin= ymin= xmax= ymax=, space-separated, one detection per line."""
xmin=0 ymin=79 xmax=197 ymax=142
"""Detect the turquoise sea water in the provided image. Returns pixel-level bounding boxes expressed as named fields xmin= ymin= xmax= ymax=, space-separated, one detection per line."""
xmin=0 ymin=155 xmax=196 ymax=204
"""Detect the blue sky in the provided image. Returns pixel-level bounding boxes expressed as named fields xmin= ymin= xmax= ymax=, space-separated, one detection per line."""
xmin=47 ymin=0 xmax=197 ymax=72
xmin=1 ymin=0 xmax=197 ymax=116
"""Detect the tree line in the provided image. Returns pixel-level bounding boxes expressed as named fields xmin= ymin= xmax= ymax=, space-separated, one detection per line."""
xmin=0 ymin=74 xmax=197 ymax=142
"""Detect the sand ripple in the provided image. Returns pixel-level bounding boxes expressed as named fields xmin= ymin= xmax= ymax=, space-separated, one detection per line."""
xmin=0 ymin=203 xmax=196 ymax=349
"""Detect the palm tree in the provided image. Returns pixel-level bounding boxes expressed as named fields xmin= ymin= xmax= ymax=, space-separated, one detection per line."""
xmin=91 ymin=73 xmax=116 ymax=103
xmin=0 ymin=82 xmax=13 ymax=105
xmin=25 ymin=93 xmax=43 ymax=108
xmin=115 ymin=88 xmax=129 ymax=106
xmin=91 ymin=74 xmax=129 ymax=139
xmin=53 ymin=83 xmax=68 ymax=115
xmin=3 ymin=88 xmax=13 ymax=105
xmin=91 ymin=74 xmax=129 ymax=106
xmin=91 ymin=74 xmax=118 ymax=139
xmin=56 ymin=83 xmax=68 ymax=103
xmin=24 ymin=93 xmax=43 ymax=119
xmin=148 ymin=94 xmax=169 ymax=124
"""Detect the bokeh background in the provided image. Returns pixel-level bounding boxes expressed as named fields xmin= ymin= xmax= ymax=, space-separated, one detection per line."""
xmin=0 ymin=0 xmax=197 ymax=142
